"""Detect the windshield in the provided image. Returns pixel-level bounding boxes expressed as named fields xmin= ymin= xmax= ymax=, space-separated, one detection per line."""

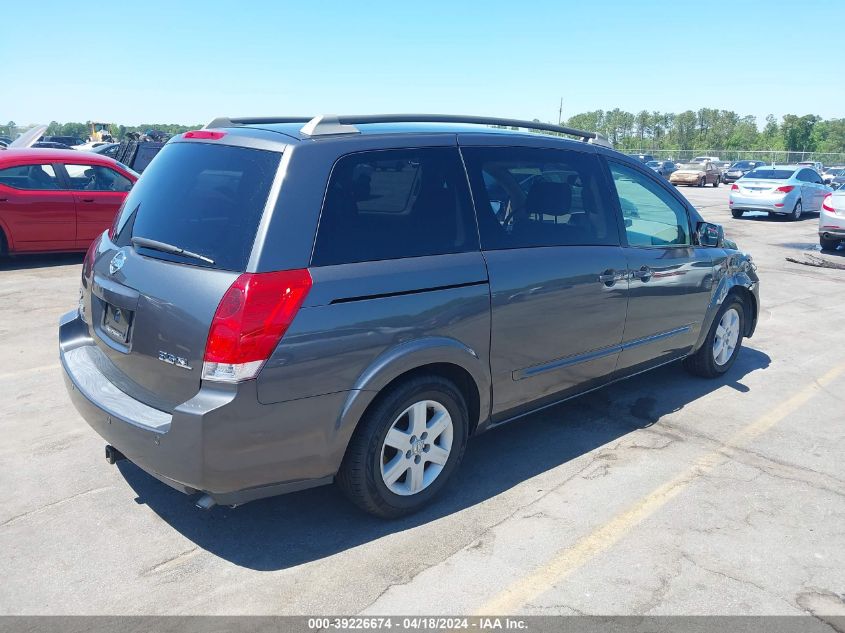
xmin=745 ymin=169 xmax=794 ymax=180
xmin=678 ymin=163 xmax=702 ymax=170
xmin=646 ymin=161 xmax=660 ymax=167
xmin=112 ymin=142 xmax=281 ymax=271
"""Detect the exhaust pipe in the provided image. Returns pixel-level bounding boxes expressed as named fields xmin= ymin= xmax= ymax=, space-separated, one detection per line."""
xmin=104 ymin=445 xmax=126 ymax=465
xmin=195 ymin=494 xmax=216 ymax=510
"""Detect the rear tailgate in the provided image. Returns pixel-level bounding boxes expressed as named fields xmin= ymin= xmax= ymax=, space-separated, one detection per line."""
xmin=81 ymin=139 xmax=282 ymax=411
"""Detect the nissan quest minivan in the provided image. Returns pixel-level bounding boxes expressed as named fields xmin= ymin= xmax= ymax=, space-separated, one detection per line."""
xmin=60 ymin=115 xmax=759 ymax=518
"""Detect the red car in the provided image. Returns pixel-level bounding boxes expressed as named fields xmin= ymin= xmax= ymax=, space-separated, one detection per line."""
xmin=0 ymin=149 xmax=138 ymax=255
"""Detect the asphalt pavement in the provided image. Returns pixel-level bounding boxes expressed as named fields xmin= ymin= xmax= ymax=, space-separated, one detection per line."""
xmin=1 ymin=184 xmax=843 ymax=616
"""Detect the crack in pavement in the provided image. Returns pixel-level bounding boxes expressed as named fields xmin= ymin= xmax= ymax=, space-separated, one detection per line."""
xmin=0 ymin=486 xmax=113 ymax=527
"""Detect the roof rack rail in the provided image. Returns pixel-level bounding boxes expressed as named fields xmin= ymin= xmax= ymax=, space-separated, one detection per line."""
xmin=205 ymin=114 xmax=612 ymax=148
xmin=204 ymin=116 xmax=312 ymax=129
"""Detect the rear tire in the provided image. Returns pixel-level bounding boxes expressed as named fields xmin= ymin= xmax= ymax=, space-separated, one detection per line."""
xmin=820 ymin=236 xmax=841 ymax=251
xmin=790 ymin=199 xmax=803 ymax=221
xmin=731 ymin=209 xmax=744 ymax=218
xmin=684 ymin=297 xmax=745 ymax=378
xmin=337 ymin=374 xmax=469 ymax=518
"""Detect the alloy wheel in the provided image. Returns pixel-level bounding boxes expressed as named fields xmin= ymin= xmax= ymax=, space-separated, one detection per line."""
xmin=712 ymin=308 xmax=740 ymax=366
xmin=380 ymin=400 xmax=453 ymax=496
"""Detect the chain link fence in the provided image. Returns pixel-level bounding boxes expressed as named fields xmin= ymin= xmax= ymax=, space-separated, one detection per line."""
xmin=626 ymin=149 xmax=845 ymax=165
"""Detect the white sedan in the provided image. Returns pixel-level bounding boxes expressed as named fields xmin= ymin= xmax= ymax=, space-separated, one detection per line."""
xmin=819 ymin=190 xmax=845 ymax=251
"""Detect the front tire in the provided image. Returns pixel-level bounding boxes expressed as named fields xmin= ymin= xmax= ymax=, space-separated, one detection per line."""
xmin=337 ymin=374 xmax=469 ymax=518
xmin=713 ymin=176 xmax=720 ymax=187
xmin=684 ymin=298 xmax=745 ymax=378
xmin=698 ymin=177 xmax=705 ymax=187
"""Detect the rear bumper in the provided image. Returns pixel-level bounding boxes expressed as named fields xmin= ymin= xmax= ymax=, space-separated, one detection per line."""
xmin=729 ymin=193 xmax=793 ymax=213
xmin=60 ymin=310 xmax=351 ymax=505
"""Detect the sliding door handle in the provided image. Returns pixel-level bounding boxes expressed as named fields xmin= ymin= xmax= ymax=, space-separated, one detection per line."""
xmin=630 ymin=266 xmax=653 ymax=282
xmin=598 ymin=269 xmax=625 ymax=287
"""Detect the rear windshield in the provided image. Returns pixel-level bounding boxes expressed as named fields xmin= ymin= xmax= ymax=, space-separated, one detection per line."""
xmin=112 ymin=142 xmax=281 ymax=271
xmin=745 ymin=169 xmax=794 ymax=180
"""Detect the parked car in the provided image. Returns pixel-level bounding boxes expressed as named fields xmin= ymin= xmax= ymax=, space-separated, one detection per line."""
xmin=819 ymin=190 xmax=845 ymax=250
xmin=43 ymin=135 xmax=86 ymax=147
xmin=59 ymin=114 xmax=759 ymax=518
xmin=0 ymin=149 xmax=137 ymax=255
xmin=822 ymin=166 xmax=845 ymax=185
xmin=627 ymin=153 xmax=654 ymax=163
xmin=691 ymin=155 xmax=720 ymax=164
xmin=645 ymin=160 xmax=677 ymax=177
xmin=74 ymin=141 xmax=109 ymax=152
xmin=722 ymin=160 xmax=770 ymax=184
xmin=87 ymin=142 xmax=120 ymax=158
xmin=796 ymin=160 xmax=823 ymax=174
xmin=828 ymin=174 xmax=845 ymax=190
xmin=670 ymin=161 xmax=721 ymax=187
xmin=729 ymin=165 xmax=831 ymax=220
xmin=32 ymin=141 xmax=74 ymax=150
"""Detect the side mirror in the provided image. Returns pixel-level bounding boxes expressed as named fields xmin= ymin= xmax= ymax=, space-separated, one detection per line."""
xmin=697 ymin=221 xmax=724 ymax=247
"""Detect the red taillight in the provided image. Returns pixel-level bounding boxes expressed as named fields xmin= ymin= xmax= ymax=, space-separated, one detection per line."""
xmin=731 ymin=184 xmax=739 ymax=191
xmin=822 ymin=194 xmax=835 ymax=213
xmin=202 ymin=269 xmax=312 ymax=382
xmin=183 ymin=130 xmax=226 ymax=140
xmin=775 ymin=185 xmax=795 ymax=193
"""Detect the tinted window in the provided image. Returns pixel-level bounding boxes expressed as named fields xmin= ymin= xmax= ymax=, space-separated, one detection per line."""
xmin=312 ymin=147 xmax=477 ymax=266
xmin=804 ymin=170 xmax=823 ymax=184
xmin=462 ymin=146 xmax=619 ymax=250
xmin=0 ymin=164 xmax=60 ymax=190
xmin=112 ymin=142 xmax=280 ymax=271
xmin=64 ymin=164 xmax=133 ymax=192
xmin=609 ymin=161 xmax=690 ymax=247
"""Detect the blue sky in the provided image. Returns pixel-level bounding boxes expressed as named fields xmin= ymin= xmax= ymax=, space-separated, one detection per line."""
xmin=2 ymin=0 xmax=841 ymax=126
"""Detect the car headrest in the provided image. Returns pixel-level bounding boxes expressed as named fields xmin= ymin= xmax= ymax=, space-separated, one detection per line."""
xmin=525 ymin=181 xmax=572 ymax=216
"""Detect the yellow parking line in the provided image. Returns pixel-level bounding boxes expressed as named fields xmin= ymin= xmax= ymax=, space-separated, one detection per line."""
xmin=0 ymin=363 xmax=60 ymax=381
xmin=477 ymin=362 xmax=845 ymax=615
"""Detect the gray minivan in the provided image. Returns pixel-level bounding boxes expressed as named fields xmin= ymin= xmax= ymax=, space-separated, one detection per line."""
xmin=60 ymin=115 xmax=759 ymax=518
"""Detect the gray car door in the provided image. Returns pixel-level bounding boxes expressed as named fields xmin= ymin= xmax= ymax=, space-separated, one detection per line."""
xmin=461 ymin=144 xmax=628 ymax=420
xmin=605 ymin=159 xmax=714 ymax=377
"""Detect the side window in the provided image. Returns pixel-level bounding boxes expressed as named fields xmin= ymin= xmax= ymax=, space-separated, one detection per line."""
xmin=64 ymin=164 xmax=133 ymax=192
xmin=461 ymin=146 xmax=619 ymax=250
xmin=0 ymin=164 xmax=60 ymax=190
xmin=311 ymin=147 xmax=478 ymax=266
xmin=608 ymin=161 xmax=691 ymax=247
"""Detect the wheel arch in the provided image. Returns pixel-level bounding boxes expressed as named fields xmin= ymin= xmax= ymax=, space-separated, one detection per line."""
xmin=337 ymin=337 xmax=491 ymax=445
xmin=691 ymin=261 xmax=759 ymax=354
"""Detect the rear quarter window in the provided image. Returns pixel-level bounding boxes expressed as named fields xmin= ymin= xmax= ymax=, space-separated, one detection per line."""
xmin=311 ymin=147 xmax=478 ymax=266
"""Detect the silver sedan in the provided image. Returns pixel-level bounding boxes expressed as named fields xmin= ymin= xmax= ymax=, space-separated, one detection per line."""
xmin=729 ymin=165 xmax=832 ymax=220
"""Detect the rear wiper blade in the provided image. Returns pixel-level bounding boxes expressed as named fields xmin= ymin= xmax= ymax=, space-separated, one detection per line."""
xmin=131 ymin=236 xmax=215 ymax=265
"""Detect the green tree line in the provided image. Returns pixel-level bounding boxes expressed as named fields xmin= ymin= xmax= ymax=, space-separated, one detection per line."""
xmin=564 ymin=109 xmax=845 ymax=154
xmin=1 ymin=120 xmax=202 ymax=140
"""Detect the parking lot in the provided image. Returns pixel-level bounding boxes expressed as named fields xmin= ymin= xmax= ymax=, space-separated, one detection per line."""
xmin=1 ymin=184 xmax=843 ymax=616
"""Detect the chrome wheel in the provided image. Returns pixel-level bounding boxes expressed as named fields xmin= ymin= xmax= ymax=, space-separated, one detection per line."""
xmin=380 ymin=400 xmax=453 ymax=496
xmin=791 ymin=200 xmax=802 ymax=220
xmin=713 ymin=307 xmax=740 ymax=366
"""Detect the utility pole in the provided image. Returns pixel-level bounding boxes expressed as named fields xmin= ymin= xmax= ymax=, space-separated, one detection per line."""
xmin=558 ymin=98 xmax=563 ymax=125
